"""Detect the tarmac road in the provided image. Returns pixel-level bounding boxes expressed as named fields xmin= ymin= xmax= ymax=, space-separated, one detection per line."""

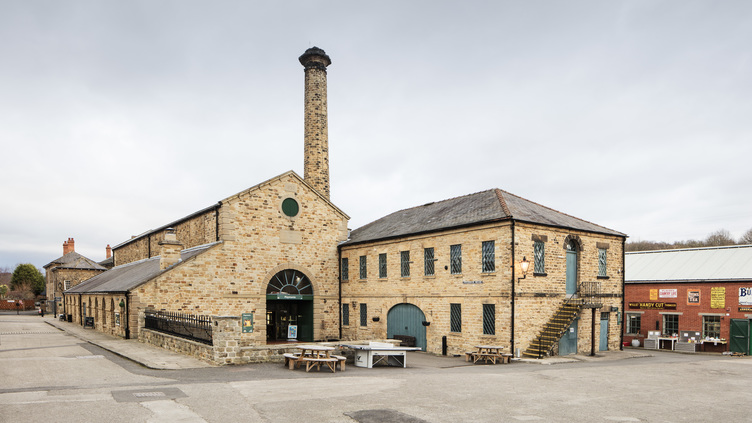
xmin=2 ymin=313 xmax=751 ymax=422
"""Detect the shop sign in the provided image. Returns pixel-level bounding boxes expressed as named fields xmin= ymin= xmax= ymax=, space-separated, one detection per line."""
xmin=650 ymin=289 xmax=658 ymax=300
xmin=739 ymin=287 xmax=752 ymax=306
xmin=710 ymin=287 xmax=725 ymax=309
xmin=241 ymin=313 xmax=254 ymax=333
xmin=659 ymin=289 xmax=677 ymax=298
xmin=687 ymin=290 xmax=700 ymax=305
xmin=287 ymin=325 xmax=298 ymax=339
xmin=739 ymin=306 xmax=752 ymax=312
xmin=628 ymin=302 xmax=677 ymax=310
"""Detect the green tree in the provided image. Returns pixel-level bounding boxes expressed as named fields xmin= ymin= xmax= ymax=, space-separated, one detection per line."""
xmin=0 ymin=284 xmax=8 ymax=298
xmin=11 ymin=264 xmax=45 ymax=296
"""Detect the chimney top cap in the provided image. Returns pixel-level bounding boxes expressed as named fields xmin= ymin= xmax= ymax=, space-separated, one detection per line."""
xmin=299 ymin=47 xmax=331 ymax=68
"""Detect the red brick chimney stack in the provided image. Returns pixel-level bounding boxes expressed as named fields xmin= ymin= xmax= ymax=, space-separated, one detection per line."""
xmin=106 ymin=244 xmax=112 ymax=259
xmin=63 ymin=238 xmax=75 ymax=255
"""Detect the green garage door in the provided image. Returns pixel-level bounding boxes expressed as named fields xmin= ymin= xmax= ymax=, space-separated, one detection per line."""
xmin=730 ymin=319 xmax=750 ymax=355
xmin=387 ymin=303 xmax=427 ymax=351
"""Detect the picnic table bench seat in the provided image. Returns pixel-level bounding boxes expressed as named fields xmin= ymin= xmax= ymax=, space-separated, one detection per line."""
xmin=283 ymin=352 xmax=346 ymax=371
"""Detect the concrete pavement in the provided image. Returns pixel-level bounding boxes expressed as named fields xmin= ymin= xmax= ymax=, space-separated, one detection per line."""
xmin=39 ymin=314 xmax=652 ymax=370
xmin=43 ymin=316 xmax=212 ymax=370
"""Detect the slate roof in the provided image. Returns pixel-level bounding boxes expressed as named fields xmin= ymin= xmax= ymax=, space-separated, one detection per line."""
xmin=44 ymin=252 xmax=107 ymax=271
xmin=66 ymin=242 xmax=219 ymax=294
xmin=344 ymin=189 xmax=625 ymax=245
xmin=626 ymin=244 xmax=752 ymax=283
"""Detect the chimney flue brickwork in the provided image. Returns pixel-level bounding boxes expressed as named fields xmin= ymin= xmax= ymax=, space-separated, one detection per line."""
xmin=299 ymin=47 xmax=331 ymax=200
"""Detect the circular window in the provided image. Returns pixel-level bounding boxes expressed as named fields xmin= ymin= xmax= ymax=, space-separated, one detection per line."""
xmin=281 ymin=198 xmax=299 ymax=217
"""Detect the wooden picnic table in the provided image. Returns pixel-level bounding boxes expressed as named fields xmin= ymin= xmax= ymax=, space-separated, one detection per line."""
xmin=283 ymin=345 xmax=345 ymax=373
xmin=466 ymin=345 xmax=511 ymax=364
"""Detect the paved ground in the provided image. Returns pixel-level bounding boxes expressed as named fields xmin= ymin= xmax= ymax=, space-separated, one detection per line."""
xmin=2 ymin=313 xmax=751 ymax=422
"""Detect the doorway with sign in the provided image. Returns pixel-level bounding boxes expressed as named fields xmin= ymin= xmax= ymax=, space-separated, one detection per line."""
xmin=265 ymin=269 xmax=314 ymax=343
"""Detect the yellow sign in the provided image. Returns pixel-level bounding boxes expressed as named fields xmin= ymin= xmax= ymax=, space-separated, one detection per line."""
xmin=710 ymin=287 xmax=725 ymax=309
xmin=650 ymin=289 xmax=658 ymax=301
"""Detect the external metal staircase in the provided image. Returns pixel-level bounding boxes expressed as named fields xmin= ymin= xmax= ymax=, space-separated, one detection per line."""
xmin=522 ymin=297 xmax=584 ymax=359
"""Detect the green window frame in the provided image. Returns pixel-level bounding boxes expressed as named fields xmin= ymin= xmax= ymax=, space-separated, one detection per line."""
xmin=341 ymin=257 xmax=349 ymax=281
xmin=598 ymin=248 xmax=607 ymax=277
xmin=450 ymin=303 xmax=462 ymax=332
xmin=482 ymin=241 xmax=495 ymax=273
xmin=360 ymin=303 xmax=368 ymax=327
xmin=400 ymin=251 xmax=410 ymax=277
xmin=281 ymin=198 xmax=299 ymax=217
xmin=379 ymin=253 xmax=387 ymax=278
xmin=702 ymin=315 xmax=721 ymax=338
xmin=359 ymin=256 xmax=367 ymax=279
xmin=663 ymin=314 xmax=679 ymax=336
xmin=342 ymin=303 xmax=350 ymax=326
xmin=450 ymin=244 xmax=462 ymax=275
xmin=626 ymin=313 xmax=641 ymax=335
xmin=424 ymin=248 xmax=435 ymax=276
xmin=534 ymin=241 xmax=545 ymax=274
xmin=482 ymin=304 xmax=495 ymax=335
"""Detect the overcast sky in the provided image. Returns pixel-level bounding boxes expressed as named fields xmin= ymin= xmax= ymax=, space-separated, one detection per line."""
xmin=1 ymin=1 xmax=751 ymax=271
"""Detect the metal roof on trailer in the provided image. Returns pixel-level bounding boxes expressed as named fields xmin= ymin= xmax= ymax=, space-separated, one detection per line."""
xmin=625 ymin=244 xmax=752 ymax=283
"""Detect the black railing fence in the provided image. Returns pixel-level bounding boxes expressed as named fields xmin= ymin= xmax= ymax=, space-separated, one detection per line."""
xmin=144 ymin=310 xmax=212 ymax=345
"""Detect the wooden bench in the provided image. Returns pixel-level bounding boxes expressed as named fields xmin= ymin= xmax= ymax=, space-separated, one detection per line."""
xmin=466 ymin=351 xmax=510 ymax=364
xmin=283 ymin=353 xmax=347 ymax=371
xmin=303 ymin=357 xmax=338 ymax=372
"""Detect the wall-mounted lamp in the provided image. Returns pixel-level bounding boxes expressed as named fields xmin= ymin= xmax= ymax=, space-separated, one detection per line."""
xmin=519 ymin=256 xmax=530 ymax=280
xmin=119 ymin=299 xmax=125 ymax=308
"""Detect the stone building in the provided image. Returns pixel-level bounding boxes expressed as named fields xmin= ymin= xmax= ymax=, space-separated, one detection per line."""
xmin=44 ymin=238 xmax=107 ymax=316
xmin=339 ymin=189 xmax=626 ymax=357
xmin=62 ymin=47 xmax=626 ymax=363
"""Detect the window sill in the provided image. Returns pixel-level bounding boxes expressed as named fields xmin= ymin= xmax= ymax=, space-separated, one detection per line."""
xmin=481 ymin=272 xmax=497 ymax=276
xmin=533 ymin=272 xmax=547 ymax=277
xmin=597 ymin=275 xmax=610 ymax=280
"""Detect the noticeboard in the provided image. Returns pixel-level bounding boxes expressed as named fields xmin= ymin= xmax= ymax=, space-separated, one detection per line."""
xmin=241 ymin=313 xmax=254 ymax=333
xmin=710 ymin=287 xmax=725 ymax=309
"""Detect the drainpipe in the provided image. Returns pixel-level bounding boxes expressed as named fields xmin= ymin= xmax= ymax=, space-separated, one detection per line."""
xmin=511 ymin=220 xmax=516 ymax=354
xmin=337 ymin=245 xmax=342 ymax=341
xmin=124 ymin=294 xmax=130 ymax=340
xmin=78 ymin=293 xmax=83 ymax=326
xmin=620 ymin=236 xmax=626 ymax=351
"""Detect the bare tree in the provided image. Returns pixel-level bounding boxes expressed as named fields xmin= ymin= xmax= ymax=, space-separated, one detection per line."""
xmin=740 ymin=228 xmax=752 ymax=245
xmin=705 ymin=229 xmax=735 ymax=247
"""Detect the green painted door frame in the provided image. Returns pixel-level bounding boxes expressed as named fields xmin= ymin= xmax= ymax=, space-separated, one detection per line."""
xmin=559 ymin=318 xmax=578 ymax=355
xmin=730 ymin=319 xmax=750 ymax=355
xmin=599 ymin=312 xmax=609 ymax=351
xmin=566 ymin=250 xmax=577 ymax=295
xmin=387 ymin=303 xmax=427 ymax=351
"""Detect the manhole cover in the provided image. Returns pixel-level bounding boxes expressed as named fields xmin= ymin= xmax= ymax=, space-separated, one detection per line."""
xmin=112 ymin=387 xmax=186 ymax=403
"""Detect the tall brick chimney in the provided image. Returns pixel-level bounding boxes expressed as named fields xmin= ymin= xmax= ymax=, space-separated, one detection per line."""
xmin=63 ymin=238 xmax=75 ymax=255
xmin=106 ymin=244 xmax=112 ymax=259
xmin=159 ymin=228 xmax=183 ymax=270
xmin=299 ymin=47 xmax=331 ymax=199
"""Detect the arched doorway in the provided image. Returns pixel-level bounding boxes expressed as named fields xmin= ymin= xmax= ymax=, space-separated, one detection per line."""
xmin=265 ymin=269 xmax=314 ymax=343
xmin=387 ymin=303 xmax=427 ymax=351
xmin=565 ymin=238 xmax=579 ymax=295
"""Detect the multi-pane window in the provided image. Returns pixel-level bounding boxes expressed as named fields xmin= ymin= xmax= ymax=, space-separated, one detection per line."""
xmin=64 ymin=280 xmax=71 ymax=291
xmin=341 ymin=258 xmax=349 ymax=281
xmin=450 ymin=244 xmax=462 ymax=275
xmin=482 ymin=241 xmax=495 ymax=273
xmin=534 ymin=241 xmax=545 ymax=274
xmin=400 ymin=251 xmax=410 ymax=277
xmin=342 ymin=303 xmax=350 ymax=326
xmin=450 ymin=303 xmax=462 ymax=332
xmin=360 ymin=303 xmax=368 ymax=326
xmin=424 ymin=248 xmax=435 ymax=276
xmin=359 ymin=256 xmax=367 ymax=279
xmin=626 ymin=313 xmax=641 ymax=335
xmin=663 ymin=314 xmax=679 ymax=336
xmin=379 ymin=253 xmax=387 ymax=278
xmin=703 ymin=315 xmax=721 ymax=338
xmin=598 ymin=248 xmax=607 ymax=277
xmin=482 ymin=304 xmax=495 ymax=335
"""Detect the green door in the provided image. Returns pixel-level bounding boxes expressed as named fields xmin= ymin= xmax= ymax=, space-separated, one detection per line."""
xmin=387 ymin=303 xmax=427 ymax=351
xmin=730 ymin=319 xmax=750 ymax=355
xmin=566 ymin=250 xmax=577 ymax=295
xmin=599 ymin=312 xmax=609 ymax=351
xmin=559 ymin=319 xmax=578 ymax=355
